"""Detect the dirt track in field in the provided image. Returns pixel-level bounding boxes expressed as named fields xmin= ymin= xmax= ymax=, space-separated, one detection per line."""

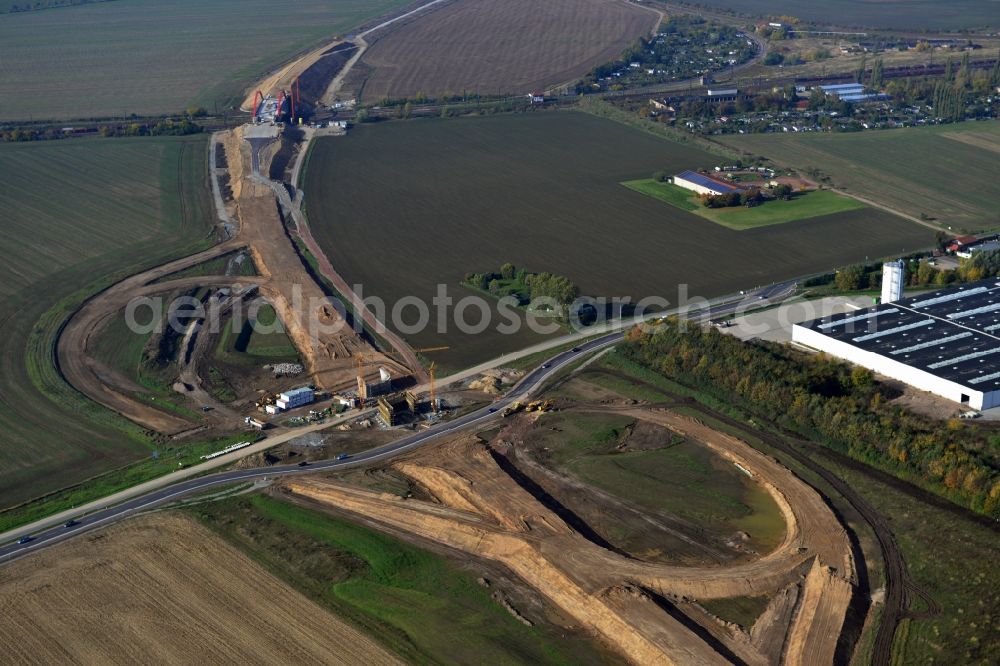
xmin=0 ymin=513 xmax=402 ymax=666
xmin=354 ymin=0 xmax=661 ymax=102
xmin=55 ymin=125 xmax=410 ymax=435
xmin=286 ymin=406 xmax=856 ymax=665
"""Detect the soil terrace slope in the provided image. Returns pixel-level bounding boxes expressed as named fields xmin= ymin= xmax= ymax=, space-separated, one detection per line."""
xmin=222 ymin=127 xmax=407 ymax=389
xmin=286 ymin=409 xmax=855 ymax=665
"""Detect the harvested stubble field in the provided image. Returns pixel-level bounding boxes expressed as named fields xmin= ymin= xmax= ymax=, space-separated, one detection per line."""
xmin=0 ymin=0 xmax=411 ymax=120
xmin=0 ymin=513 xmax=403 ymax=665
xmin=302 ymin=111 xmax=933 ymax=370
xmin=0 ymin=136 xmax=213 ymax=510
xmin=679 ymin=0 xmax=1000 ymax=30
xmin=354 ymin=0 xmax=659 ymax=103
xmin=722 ymin=121 xmax=1000 ymax=232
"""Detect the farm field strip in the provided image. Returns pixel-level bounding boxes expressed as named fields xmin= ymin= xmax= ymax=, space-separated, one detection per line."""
xmin=354 ymin=0 xmax=659 ymax=102
xmin=0 ymin=136 xmax=215 ymax=510
xmin=302 ymin=111 xmax=933 ymax=370
xmin=0 ymin=0 xmax=412 ymax=120
xmin=722 ymin=122 xmax=1000 ymax=231
xmin=672 ymin=0 xmax=1000 ymax=30
xmin=0 ymin=513 xmax=404 ymax=665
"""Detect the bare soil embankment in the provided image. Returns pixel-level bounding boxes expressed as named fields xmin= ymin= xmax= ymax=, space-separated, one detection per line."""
xmin=286 ymin=408 xmax=856 ymax=665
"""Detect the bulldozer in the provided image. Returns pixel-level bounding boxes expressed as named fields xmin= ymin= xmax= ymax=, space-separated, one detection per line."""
xmin=255 ymin=393 xmax=277 ymax=411
xmin=501 ymin=401 xmax=523 ymax=417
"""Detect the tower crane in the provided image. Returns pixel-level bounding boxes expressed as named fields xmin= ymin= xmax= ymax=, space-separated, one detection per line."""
xmin=355 ymin=347 xmax=449 ymax=408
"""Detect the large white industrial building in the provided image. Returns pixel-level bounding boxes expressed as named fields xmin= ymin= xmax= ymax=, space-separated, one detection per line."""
xmin=792 ymin=278 xmax=1000 ymax=410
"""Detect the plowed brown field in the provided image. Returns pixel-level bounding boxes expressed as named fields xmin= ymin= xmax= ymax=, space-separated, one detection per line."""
xmin=356 ymin=0 xmax=659 ymax=102
xmin=0 ymin=513 xmax=402 ymax=665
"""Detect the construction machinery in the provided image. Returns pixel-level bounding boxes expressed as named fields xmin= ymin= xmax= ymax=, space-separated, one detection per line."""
xmin=254 ymin=392 xmax=277 ymax=412
xmin=355 ymin=347 xmax=449 ymax=408
xmin=505 ymin=400 xmax=553 ymax=417
xmin=428 ymin=361 xmax=439 ymax=413
xmin=502 ymin=402 xmax=523 ymax=417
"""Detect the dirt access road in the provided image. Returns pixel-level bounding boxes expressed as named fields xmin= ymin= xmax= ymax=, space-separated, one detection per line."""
xmin=257 ymin=128 xmax=426 ymax=381
xmin=55 ymin=124 xmax=410 ymax=437
xmin=589 ymin=365 xmax=940 ymax=666
xmin=286 ymin=406 xmax=856 ymax=666
xmin=242 ymin=0 xmax=453 ymax=110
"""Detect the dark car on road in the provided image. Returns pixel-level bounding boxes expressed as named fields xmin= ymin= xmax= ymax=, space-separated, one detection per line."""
xmin=16 ymin=536 xmax=31 ymax=545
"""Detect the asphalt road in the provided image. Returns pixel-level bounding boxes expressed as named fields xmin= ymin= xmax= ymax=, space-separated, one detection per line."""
xmin=0 ymin=281 xmax=794 ymax=563
xmin=0 ymin=334 xmax=617 ymax=563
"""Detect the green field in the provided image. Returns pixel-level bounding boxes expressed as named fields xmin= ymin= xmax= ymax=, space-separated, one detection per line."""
xmin=622 ymin=179 xmax=867 ymax=230
xmin=88 ymin=303 xmax=203 ymax=421
xmin=303 ymin=111 xmax=933 ymax=370
xmin=524 ymin=411 xmax=786 ymax=554
xmin=700 ymin=595 xmax=772 ymax=629
xmin=722 ymin=122 xmax=1000 ymax=232
xmin=154 ymin=249 xmax=256 ymax=282
xmin=820 ymin=459 xmax=1000 ymax=663
xmin=192 ymin=494 xmax=614 ymax=665
xmin=216 ymin=304 xmax=299 ymax=361
xmin=0 ymin=136 xmax=214 ymax=510
xmin=683 ymin=0 xmax=1000 ymax=30
xmin=0 ymin=0 xmax=410 ymax=121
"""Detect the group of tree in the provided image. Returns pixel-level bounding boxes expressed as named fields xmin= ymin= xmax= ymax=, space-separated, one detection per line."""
xmin=620 ymin=320 xmax=1000 ymax=517
xmin=0 ymin=128 xmax=53 ymax=142
xmin=6 ymin=0 xmax=108 ymax=12
xmin=772 ymin=183 xmax=794 ymax=198
xmin=98 ymin=118 xmax=202 ymax=137
xmin=701 ymin=188 xmax=762 ymax=208
xmin=464 ymin=263 xmax=579 ymax=306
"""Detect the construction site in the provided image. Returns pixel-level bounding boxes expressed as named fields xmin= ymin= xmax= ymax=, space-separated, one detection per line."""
xmin=33 ymin=41 xmax=863 ymax=662
xmin=55 ymin=94 xmax=433 ymax=444
xmin=281 ymin=399 xmax=857 ymax=666
xmin=3 ymin=3 xmax=957 ymax=662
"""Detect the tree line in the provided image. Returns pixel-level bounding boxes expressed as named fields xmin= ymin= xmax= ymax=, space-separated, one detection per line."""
xmin=821 ymin=247 xmax=1000 ymax=294
xmin=619 ymin=320 xmax=1000 ymax=517
xmin=701 ymin=189 xmax=763 ymax=208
